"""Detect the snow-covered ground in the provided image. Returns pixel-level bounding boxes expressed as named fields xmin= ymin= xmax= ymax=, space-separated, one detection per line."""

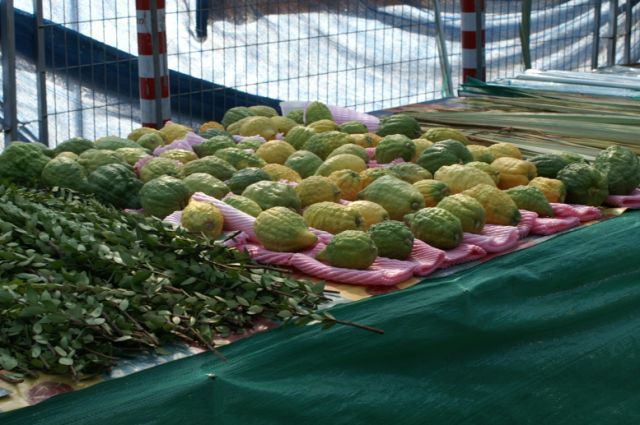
xmin=3 ymin=0 xmax=640 ymax=145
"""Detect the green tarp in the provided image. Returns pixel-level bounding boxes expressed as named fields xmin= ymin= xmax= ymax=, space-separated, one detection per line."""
xmin=4 ymin=212 xmax=640 ymax=424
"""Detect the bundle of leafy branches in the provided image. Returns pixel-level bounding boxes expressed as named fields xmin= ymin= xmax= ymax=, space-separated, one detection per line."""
xmin=0 ymin=185 xmax=339 ymax=381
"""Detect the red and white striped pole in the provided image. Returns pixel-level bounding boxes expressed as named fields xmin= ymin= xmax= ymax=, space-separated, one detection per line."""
xmin=461 ymin=0 xmax=486 ymax=81
xmin=136 ymin=0 xmax=170 ymax=128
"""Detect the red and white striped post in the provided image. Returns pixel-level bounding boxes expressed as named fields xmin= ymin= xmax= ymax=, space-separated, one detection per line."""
xmin=136 ymin=0 xmax=170 ymax=128
xmin=461 ymin=0 xmax=486 ymax=81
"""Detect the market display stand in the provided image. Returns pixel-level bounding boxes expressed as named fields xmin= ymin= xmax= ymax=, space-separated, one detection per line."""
xmin=3 ymin=68 xmax=640 ymax=422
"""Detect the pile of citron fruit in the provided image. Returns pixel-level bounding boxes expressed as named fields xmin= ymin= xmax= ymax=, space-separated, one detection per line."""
xmin=174 ymin=101 xmax=638 ymax=270
xmin=3 ymin=100 xmax=636 ymax=271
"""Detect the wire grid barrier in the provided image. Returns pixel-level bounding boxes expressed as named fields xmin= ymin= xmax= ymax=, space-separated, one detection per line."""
xmin=620 ymin=0 xmax=640 ymax=63
xmin=529 ymin=0 xmax=600 ymax=71
xmin=8 ymin=60 xmax=41 ymax=142
xmin=484 ymin=1 xmax=525 ymax=81
xmin=2 ymin=0 xmax=640 ymax=146
xmin=37 ymin=0 xmax=140 ymax=143
xmin=483 ymin=0 xmax=623 ymax=81
xmin=633 ymin=1 xmax=640 ymax=60
xmin=167 ymin=0 xmax=451 ymax=129
xmin=0 ymin=3 xmax=43 ymax=142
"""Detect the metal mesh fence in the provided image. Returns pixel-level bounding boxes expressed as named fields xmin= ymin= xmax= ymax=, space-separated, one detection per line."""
xmin=530 ymin=0 xmax=599 ymax=71
xmin=40 ymin=0 xmax=139 ymax=143
xmin=485 ymin=1 xmax=525 ymax=81
xmin=619 ymin=0 xmax=640 ymax=64
xmin=633 ymin=1 xmax=640 ymax=62
xmin=484 ymin=0 xmax=608 ymax=80
xmin=166 ymin=0 xmax=452 ymax=129
xmin=2 ymin=0 xmax=640 ymax=146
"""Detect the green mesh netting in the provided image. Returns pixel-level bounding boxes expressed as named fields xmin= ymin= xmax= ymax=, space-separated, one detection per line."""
xmin=4 ymin=212 xmax=640 ymax=425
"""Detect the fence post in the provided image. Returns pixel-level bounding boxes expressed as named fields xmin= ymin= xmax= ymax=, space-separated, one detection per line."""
xmin=34 ymin=0 xmax=49 ymax=145
xmin=1 ymin=0 xmax=18 ymax=145
xmin=592 ymin=0 xmax=602 ymax=68
xmin=136 ymin=0 xmax=171 ymax=128
xmin=196 ymin=0 xmax=209 ymax=40
xmin=623 ymin=0 xmax=632 ymax=64
xmin=606 ymin=0 xmax=618 ymax=66
xmin=520 ymin=0 xmax=532 ymax=70
xmin=433 ymin=0 xmax=453 ymax=97
xmin=461 ymin=0 xmax=485 ymax=81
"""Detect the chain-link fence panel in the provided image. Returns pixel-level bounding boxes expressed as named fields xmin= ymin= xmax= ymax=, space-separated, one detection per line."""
xmin=166 ymin=0 xmax=453 ymax=128
xmin=37 ymin=0 xmax=140 ymax=144
xmin=485 ymin=1 xmax=525 ymax=81
xmin=530 ymin=0 xmax=599 ymax=71
xmin=619 ymin=0 xmax=640 ymax=64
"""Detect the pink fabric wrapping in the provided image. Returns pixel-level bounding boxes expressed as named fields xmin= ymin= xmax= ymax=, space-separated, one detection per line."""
xmin=163 ymin=210 xmax=183 ymax=227
xmin=517 ymin=210 xmax=538 ymax=238
xmin=367 ymin=158 xmax=405 ymax=169
xmin=462 ymin=224 xmax=520 ymax=253
xmin=605 ymin=188 xmax=640 ymax=208
xmin=232 ymin=135 xmax=267 ymax=144
xmin=407 ymin=239 xmax=446 ymax=275
xmin=301 ymin=242 xmax=326 ymax=257
xmin=309 ymin=228 xmax=334 ymax=245
xmin=241 ymin=244 xmax=296 ymax=266
xmin=236 ymin=238 xmax=445 ymax=285
xmin=133 ymin=155 xmax=154 ymax=176
xmin=550 ymin=203 xmax=602 ymax=222
xmin=367 ymin=160 xmax=385 ymax=169
xmin=278 ymin=180 xmax=299 ymax=187
xmin=325 ymin=106 xmax=380 ymax=132
xmin=153 ymin=139 xmax=195 ymax=155
xmin=529 ymin=216 xmax=581 ymax=236
xmin=439 ymin=243 xmax=487 ymax=269
xmin=279 ymin=101 xmax=380 ymax=132
xmin=182 ymin=132 xmax=206 ymax=146
xmin=191 ymin=192 xmax=258 ymax=241
xmin=290 ymin=254 xmax=413 ymax=286
xmin=235 ymin=242 xmax=412 ymax=286
xmin=222 ymin=231 xmax=251 ymax=248
xmin=374 ymin=256 xmax=426 ymax=274
xmin=365 ymin=147 xmax=376 ymax=160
